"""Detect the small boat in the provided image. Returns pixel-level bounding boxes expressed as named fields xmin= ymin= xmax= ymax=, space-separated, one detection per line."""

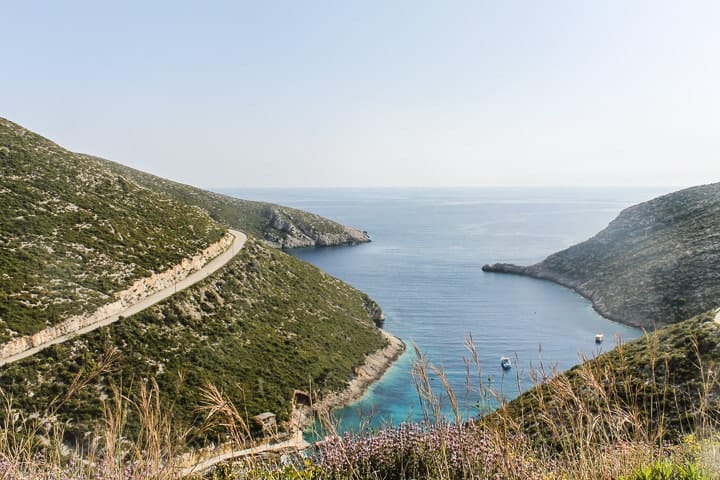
xmin=500 ymin=356 xmax=512 ymax=370
xmin=595 ymin=334 xmax=604 ymax=344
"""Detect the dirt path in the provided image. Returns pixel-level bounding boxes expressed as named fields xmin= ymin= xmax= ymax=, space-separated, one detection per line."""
xmin=176 ymin=430 xmax=310 ymax=477
xmin=0 ymin=229 xmax=247 ymax=366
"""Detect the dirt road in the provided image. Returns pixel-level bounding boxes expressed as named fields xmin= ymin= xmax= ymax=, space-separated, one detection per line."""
xmin=0 ymin=229 xmax=247 ymax=366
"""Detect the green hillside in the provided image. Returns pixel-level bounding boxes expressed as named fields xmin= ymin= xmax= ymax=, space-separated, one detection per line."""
xmin=0 ymin=117 xmax=387 ymax=446
xmin=501 ymin=309 xmax=720 ymax=444
xmin=0 ymin=118 xmax=225 ymax=338
xmin=483 ymin=183 xmax=720 ymax=329
xmin=0 ymin=237 xmax=386 ymax=444
xmin=97 ymin=158 xmax=371 ymax=248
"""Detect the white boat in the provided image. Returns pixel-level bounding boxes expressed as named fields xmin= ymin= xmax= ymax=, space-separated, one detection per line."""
xmin=595 ymin=334 xmax=604 ymax=344
xmin=500 ymin=356 xmax=512 ymax=370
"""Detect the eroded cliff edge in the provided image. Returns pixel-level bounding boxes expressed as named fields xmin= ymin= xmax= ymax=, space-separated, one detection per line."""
xmin=483 ymin=183 xmax=720 ymax=330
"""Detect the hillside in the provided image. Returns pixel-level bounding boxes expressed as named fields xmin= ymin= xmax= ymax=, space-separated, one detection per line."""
xmin=0 ymin=237 xmax=387 ymax=444
xmin=97 ymin=158 xmax=370 ymax=248
xmin=0 ymin=117 xmax=389 ymax=446
xmin=483 ymin=183 xmax=720 ymax=329
xmin=501 ymin=308 xmax=720 ymax=443
xmin=0 ymin=118 xmax=225 ymax=339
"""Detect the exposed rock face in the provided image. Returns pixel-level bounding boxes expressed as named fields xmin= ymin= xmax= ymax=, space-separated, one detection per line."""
xmin=265 ymin=207 xmax=371 ymax=248
xmin=363 ymin=296 xmax=386 ymax=326
xmin=483 ymin=183 xmax=720 ymax=330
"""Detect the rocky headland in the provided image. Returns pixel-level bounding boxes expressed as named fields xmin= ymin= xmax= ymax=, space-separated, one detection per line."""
xmin=483 ymin=183 xmax=720 ymax=330
xmin=267 ymin=207 xmax=371 ymax=248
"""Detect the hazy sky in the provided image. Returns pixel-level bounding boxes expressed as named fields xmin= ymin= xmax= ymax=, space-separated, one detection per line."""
xmin=2 ymin=1 xmax=719 ymax=188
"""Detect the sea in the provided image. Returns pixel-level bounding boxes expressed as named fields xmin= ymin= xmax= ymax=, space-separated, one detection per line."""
xmin=220 ymin=187 xmax=674 ymax=436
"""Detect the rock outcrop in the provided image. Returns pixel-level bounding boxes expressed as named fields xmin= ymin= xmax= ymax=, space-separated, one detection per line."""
xmin=362 ymin=296 xmax=386 ymax=326
xmin=265 ymin=207 xmax=370 ymax=248
xmin=483 ymin=183 xmax=720 ymax=330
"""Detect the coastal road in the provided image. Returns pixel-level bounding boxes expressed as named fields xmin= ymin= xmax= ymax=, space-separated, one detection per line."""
xmin=0 ymin=229 xmax=247 ymax=367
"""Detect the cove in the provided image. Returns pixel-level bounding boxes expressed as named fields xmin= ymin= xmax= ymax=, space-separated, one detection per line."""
xmin=224 ymin=187 xmax=671 ymax=435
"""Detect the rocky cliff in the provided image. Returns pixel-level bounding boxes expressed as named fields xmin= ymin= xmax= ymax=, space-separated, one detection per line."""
xmin=266 ymin=207 xmax=370 ymax=248
xmin=483 ymin=183 xmax=720 ymax=329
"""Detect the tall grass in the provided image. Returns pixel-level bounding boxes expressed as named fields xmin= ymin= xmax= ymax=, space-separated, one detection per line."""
xmin=302 ymin=333 xmax=720 ymax=479
xmin=1 ymin=331 xmax=720 ymax=479
xmin=0 ymin=349 xmax=187 ymax=479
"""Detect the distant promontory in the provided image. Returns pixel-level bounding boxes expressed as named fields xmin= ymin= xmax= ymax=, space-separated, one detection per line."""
xmin=483 ymin=183 xmax=720 ymax=330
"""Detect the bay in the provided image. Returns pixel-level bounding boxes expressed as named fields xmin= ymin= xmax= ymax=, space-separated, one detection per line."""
xmin=221 ymin=187 xmax=673 ymax=435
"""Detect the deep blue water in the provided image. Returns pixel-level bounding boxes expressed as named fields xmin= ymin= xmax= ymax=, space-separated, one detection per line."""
xmin=220 ymin=187 xmax=673 ymax=435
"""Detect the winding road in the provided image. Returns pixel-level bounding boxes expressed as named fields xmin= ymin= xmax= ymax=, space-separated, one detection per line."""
xmin=0 ymin=229 xmax=247 ymax=367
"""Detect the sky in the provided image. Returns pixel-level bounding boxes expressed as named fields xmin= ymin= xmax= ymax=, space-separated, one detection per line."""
xmin=2 ymin=1 xmax=719 ymax=189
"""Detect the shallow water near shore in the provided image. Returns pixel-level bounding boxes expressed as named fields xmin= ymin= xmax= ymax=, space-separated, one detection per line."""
xmin=222 ymin=187 xmax=673 ymax=437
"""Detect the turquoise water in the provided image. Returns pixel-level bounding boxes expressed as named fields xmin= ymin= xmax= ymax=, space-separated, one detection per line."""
xmin=222 ymin=187 xmax=672 ymax=435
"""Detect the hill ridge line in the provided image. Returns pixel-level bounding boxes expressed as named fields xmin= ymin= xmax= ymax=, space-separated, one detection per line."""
xmin=0 ymin=229 xmax=247 ymax=366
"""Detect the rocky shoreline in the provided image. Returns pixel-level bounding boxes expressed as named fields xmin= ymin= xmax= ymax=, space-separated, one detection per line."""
xmin=292 ymin=330 xmax=406 ymax=434
xmin=481 ymin=262 xmax=629 ymax=327
xmin=266 ymin=207 xmax=371 ymax=249
xmin=484 ymin=184 xmax=720 ymax=331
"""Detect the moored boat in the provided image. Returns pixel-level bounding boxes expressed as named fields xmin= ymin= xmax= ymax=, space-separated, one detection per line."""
xmin=500 ymin=356 xmax=512 ymax=370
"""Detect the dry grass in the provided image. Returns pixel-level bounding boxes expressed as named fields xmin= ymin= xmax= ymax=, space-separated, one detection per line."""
xmin=1 ymin=332 xmax=720 ymax=479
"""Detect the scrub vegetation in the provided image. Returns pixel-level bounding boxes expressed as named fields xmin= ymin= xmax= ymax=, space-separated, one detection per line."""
xmin=97 ymin=158 xmax=367 ymax=248
xmin=0 ymin=117 xmax=386 ymax=466
xmin=202 ymin=312 xmax=720 ymax=479
xmin=0 ymin=118 xmax=225 ymax=339
xmin=0 ymin=238 xmax=385 ymax=446
xmin=3 ymin=117 xmax=720 ymax=478
xmin=2 ymin=314 xmax=720 ymax=479
xmin=483 ymin=182 xmax=720 ymax=329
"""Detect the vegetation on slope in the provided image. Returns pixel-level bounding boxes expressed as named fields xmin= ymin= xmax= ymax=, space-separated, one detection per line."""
xmin=0 ymin=118 xmax=225 ymax=339
xmin=502 ymin=309 xmax=720 ymax=445
xmin=0 ymin=238 xmax=386 ymax=445
xmin=259 ymin=314 xmax=720 ymax=480
xmin=97 ymin=159 xmax=370 ymax=248
xmin=4 ymin=320 xmax=720 ymax=479
xmin=0 ymin=117 xmax=387 ymax=452
xmin=483 ymin=183 xmax=720 ymax=329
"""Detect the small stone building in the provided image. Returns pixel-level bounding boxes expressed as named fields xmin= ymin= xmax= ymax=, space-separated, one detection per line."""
xmin=252 ymin=412 xmax=277 ymax=433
